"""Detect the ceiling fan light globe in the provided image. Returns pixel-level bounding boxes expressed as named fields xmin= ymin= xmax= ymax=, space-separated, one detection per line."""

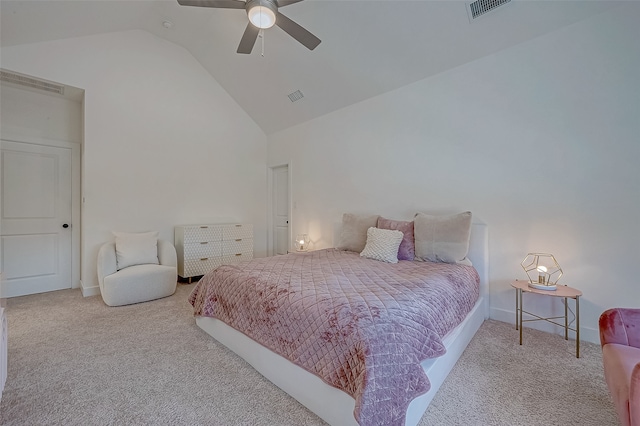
xmin=248 ymin=6 xmax=276 ymax=29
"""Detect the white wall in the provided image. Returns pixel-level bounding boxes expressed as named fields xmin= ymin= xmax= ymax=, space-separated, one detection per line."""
xmin=0 ymin=30 xmax=267 ymax=295
xmin=0 ymin=84 xmax=83 ymax=143
xmin=268 ymin=3 xmax=640 ymax=344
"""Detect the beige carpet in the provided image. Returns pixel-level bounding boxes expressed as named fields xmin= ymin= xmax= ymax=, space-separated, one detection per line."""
xmin=0 ymin=283 xmax=617 ymax=425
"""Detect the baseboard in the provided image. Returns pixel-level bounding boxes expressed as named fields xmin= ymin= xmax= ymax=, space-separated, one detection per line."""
xmin=80 ymin=280 xmax=100 ymax=297
xmin=0 ymin=307 xmax=7 ymax=402
xmin=491 ymin=307 xmax=598 ymax=345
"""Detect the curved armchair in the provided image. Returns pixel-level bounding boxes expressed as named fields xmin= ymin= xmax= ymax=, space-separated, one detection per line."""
xmin=97 ymin=239 xmax=177 ymax=307
xmin=599 ymin=308 xmax=640 ymax=426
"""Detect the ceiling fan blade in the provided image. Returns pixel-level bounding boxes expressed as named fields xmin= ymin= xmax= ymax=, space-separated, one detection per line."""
xmin=237 ymin=23 xmax=260 ymax=54
xmin=177 ymin=0 xmax=246 ymax=9
xmin=276 ymin=0 xmax=304 ymax=7
xmin=275 ymin=12 xmax=321 ymax=50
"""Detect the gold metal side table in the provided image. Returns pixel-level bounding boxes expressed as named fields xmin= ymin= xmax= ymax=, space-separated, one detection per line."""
xmin=511 ymin=280 xmax=582 ymax=358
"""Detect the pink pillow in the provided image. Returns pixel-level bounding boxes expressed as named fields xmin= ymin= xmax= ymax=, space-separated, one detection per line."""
xmin=377 ymin=217 xmax=415 ymax=261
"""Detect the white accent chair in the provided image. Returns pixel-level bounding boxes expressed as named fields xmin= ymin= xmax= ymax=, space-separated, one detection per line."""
xmin=97 ymin=239 xmax=177 ymax=307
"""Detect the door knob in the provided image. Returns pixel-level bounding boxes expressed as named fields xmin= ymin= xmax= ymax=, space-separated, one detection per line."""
xmin=62 ymin=224 xmax=69 ymax=228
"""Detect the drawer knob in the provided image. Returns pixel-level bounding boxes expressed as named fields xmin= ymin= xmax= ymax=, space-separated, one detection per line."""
xmin=200 ymin=258 xmax=208 ymax=261
xmin=200 ymin=242 xmax=208 ymax=244
xmin=200 ymin=226 xmax=208 ymax=229
xmin=235 ymin=253 xmax=242 ymax=256
xmin=235 ymin=239 xmax=242 ymax=242
xmin=235 ymin=224 xmax=242 ymax=227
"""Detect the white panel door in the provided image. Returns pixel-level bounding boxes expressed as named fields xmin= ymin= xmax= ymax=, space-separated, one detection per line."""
xmin=272 ymin=165 xmax=289 ymax=255
xmin=1 ymin=141 xmax=72 ymax=297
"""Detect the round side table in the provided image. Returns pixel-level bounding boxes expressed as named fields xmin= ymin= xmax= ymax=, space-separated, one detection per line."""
xmin=511 ymin=280 xmax=582 ymax=358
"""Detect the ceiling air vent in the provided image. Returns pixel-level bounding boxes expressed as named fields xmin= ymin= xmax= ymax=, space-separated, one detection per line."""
xmin=467 ymin=0 xmax=511 ymax=20
xmin=288 ymin=90 xmax=304 ymax=103
xmin=0 ymin=70 xmax=65 ymax=95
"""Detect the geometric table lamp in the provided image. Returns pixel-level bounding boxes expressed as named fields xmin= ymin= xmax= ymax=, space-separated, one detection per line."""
xmin=521 ymin=253 xmax=563 ymax=291
xmin=295 ymin=234 xmax=310 ymax=252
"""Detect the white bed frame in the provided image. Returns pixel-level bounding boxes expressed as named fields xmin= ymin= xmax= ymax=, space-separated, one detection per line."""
xmin=195 ymin=223 xmax=489 ymax=426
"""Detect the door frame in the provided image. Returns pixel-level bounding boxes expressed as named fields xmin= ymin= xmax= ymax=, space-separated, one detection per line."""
xmin=0 ymin=133 xmax=81 ymax=291
xmin=267 ymin=162 xmax=292 ymax=257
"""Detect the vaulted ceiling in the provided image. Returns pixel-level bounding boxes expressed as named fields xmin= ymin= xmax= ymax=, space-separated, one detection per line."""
xmin=0 ymin=1 xmax=622 ymax=134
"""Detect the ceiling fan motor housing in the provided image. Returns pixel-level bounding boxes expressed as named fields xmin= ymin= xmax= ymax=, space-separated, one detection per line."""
xmin=246 ymin=0 xmax=278 ymax=29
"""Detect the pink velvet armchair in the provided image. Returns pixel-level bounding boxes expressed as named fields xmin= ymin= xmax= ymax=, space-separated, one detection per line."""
xmin=599 ymin=308 xmax=640 ymax=426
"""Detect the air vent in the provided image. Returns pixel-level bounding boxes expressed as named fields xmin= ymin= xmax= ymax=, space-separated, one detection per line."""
xmin=288 ymin=90 xmax=304 ymax=102
xmin=467 ymin=0 xmax=511 ymax=20
xmin=0 ymin=70 xmax=65 ymax=95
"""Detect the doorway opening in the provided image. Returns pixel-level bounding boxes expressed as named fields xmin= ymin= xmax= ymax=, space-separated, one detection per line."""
xmin=0 ymin=70 xmax=83 ymax=298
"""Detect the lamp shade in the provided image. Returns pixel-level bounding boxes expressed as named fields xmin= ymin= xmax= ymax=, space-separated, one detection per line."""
xmin=521 ymin=253 xmax=563 ymax=290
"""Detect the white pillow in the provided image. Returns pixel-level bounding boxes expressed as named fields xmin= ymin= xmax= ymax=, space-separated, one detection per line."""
xmin=112 ymin=231 xmax=159 ymax=270
xmin=360 ymin=227 xmax=404 ymax=264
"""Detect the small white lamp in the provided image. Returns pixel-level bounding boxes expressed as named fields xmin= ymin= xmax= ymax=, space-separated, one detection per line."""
xmin=295 ymin=234 xmax=310 ymax=252
xmin=521 ymin=253 xmax=563 ymax=291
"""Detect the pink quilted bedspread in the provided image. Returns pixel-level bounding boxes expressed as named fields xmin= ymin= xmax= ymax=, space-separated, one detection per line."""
xmin=189 ymin=249 xmax=479 ymax=426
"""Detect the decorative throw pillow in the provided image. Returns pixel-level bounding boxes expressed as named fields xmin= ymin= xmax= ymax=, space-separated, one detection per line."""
xmin=413 ymin=211 xmax=473 ymax=266
xmin=377 ymin=217 xmax=415 ymax=261
xmin=112 ymin=231 xmax=159 ymax=270
xmin=360 ymin=227 xmax=404 ymax=264
xmin=337 ymin=213 xmax=380 ymax=253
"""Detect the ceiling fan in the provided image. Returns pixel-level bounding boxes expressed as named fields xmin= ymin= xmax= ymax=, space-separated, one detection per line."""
xmin=177 ymin=0 xmax=321 ymax=54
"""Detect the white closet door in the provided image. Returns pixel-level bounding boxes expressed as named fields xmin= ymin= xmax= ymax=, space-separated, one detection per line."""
xmin=1 ymin=141 xmax=72 ymax=297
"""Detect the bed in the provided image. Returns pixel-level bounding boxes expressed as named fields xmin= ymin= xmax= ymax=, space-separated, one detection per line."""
xmin=189 ymin=220 xmax=488 ymax=426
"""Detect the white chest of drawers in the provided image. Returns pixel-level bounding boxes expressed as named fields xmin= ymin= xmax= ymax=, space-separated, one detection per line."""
xmin=175 ymin=223 xmax=253 ymax=281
